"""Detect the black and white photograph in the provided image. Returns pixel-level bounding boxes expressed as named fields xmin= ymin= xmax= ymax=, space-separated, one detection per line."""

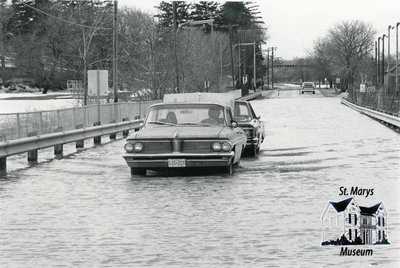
xmin=0 ymin=0 xmax=399 ymax=267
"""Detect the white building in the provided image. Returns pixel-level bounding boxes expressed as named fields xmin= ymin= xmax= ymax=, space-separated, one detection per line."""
xmin=321 ymin=197 xmax=388 ymax=245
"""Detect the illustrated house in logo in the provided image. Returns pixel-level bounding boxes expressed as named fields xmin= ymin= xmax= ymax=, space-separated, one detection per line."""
xmin=321 ymin=197 xmax=389 ymax=245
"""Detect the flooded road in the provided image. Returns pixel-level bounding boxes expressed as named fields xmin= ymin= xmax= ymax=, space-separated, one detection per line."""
xmin=1 ymin=89 xmax=399 ymax=267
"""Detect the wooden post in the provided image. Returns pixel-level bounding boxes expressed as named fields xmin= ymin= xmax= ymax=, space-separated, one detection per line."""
xmin=93 ymin=121 xmax=101 ymax=144
xmin=122 ymin=117 xmax=129 ymax=138
xmin=0 ymin=157 xmax=6 ymax=174
xmin=54 ymin=127 xmax=63 ymax=158
xmin=27 ymin=131 xmax=38 ymax=162
xmin=75 ymin=124 xmax=84 ymax=149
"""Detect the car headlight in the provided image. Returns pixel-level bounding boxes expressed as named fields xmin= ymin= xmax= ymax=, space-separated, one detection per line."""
xmin=221 ymin=142 xmax=232 ymax=152
xmin=133 ymin=142 xmax=144 ymax=152
xmin=211 ymin=142 xmax=222 ymax=152
xmin=124 ymin=143 xmax=134 ymax=153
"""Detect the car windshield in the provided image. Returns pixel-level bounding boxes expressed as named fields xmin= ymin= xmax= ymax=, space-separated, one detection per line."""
xmin=145 ymin=104 xmax=226 ymax=126
xmin=234 ymin=102 xmax=252 ymax=121
xmin=303 ymin=82 xmax=314 ymax=86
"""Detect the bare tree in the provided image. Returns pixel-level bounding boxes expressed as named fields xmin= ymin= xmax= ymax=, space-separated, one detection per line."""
xmin=327 ymin=20 xmax=376 ymax=90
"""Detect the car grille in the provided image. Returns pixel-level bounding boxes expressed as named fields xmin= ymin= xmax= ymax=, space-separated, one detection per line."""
xmin=142 ymin=140 xmax=172 ymax=154
xmin=182 ymin=140 xmax=213 ymax=153
xmin=138 ymin=140 xmax=214 ymax=154
xmin=242 ymin=127 xmax=253 ymax=138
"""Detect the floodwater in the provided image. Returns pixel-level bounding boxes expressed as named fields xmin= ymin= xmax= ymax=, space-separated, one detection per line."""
xmin=1 ymin=89 xmax=399 ymax=267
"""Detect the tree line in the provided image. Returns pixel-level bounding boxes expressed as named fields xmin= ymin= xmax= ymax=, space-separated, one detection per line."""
xmin=0 ymin=0 xmax=267 ymax=100
xmin=269 ymin=20 xmax=376 ymax=92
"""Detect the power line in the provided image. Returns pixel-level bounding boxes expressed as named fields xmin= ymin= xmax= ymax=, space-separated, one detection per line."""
xmin=21 ymin=2 xmax=112 ymax=30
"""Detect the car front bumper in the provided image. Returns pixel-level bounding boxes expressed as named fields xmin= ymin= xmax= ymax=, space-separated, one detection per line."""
xmin=123 ymin=152 xmax=235 ymax=169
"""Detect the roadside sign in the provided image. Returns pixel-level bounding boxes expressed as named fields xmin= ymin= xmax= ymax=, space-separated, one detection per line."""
xmin=88 ymin=70 xmax=108 ymax=96
xmin=360 ymin=84 xmax=366 ymax=93
xmin=336 ymin=78 xmax=340 ymax=83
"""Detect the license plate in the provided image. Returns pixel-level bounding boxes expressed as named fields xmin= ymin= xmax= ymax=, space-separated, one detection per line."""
xmin=168 ymin=159 xmax=186 ymax=168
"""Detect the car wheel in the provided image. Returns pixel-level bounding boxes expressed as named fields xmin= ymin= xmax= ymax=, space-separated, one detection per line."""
xmin=130 ymin=167 xmax=146 ymax=175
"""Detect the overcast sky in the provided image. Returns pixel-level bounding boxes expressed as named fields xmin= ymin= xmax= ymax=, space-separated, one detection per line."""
xmin=120 ymin=0 xmax=400 ymax=60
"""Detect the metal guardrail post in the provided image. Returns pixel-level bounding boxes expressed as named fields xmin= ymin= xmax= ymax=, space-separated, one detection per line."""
xmin=93 ymin=121 xmax=101 ymax=144
xmin=109 ymin=119 xmax=116 ymax=140
xmin=75 ymin=124 xmax=84 ymax=149
xmin=27 ymin=131 xmax=38 ymax=162
xmin=0 ymin=157 xmax=6 ymax=174
xmin=122 ymin=117 xmax=129 ymax=137
xmin=54 ymin=127 xmax=63 ymax=158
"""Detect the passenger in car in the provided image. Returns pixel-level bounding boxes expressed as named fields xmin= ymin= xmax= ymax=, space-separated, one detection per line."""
xmin=166 ymin=112 xmax=177 ymax=124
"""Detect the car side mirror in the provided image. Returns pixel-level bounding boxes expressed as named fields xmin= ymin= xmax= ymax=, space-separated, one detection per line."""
xmin=231 ymin=120 xmax=238 ymax=128
xmin=139 ymin=122 xmax=144 ymax=130
xmin=256 ymin=116 xmax=261 ymax=120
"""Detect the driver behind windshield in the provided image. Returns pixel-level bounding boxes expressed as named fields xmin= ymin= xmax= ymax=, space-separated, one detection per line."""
xmin=201 ymin=107 xmax=223 ymax=125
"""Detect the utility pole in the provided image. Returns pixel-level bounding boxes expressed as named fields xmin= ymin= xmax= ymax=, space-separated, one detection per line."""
xmin=375 ymin=41 xmax=378 ymax=87
xmin=271 ymin=47 xmax=276 ymax=89
xmin=229 ymin=26 xmax=235 ymax=87
xmin=172 ymin=1 xmax=180 ymax=92
xmin=238 ymin=44 xmax=241 ymax=86
xmin=113 ymin=0 xmax=118 ymax=103
xmin=266 ymin=49 xmax=269 ymax=88
xmin=396 ymin=22 xmax=400 ymax=94
xmin=253 ymin=42 xmax=256 ymax=90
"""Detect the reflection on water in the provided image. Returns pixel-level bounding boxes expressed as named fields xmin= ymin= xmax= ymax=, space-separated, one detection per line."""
xmin=1 ymin=96 xmax=399 ymax=267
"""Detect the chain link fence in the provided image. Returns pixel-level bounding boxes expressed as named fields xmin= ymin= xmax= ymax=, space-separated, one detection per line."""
xmin=346 ymin=86 xmax=400 ymax=116
xmin=0 ymin=100 xmax=160 ymax=141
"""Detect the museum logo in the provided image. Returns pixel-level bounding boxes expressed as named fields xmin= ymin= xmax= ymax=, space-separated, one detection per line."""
xmin=320 ymin=197 xmax=390 ymax=256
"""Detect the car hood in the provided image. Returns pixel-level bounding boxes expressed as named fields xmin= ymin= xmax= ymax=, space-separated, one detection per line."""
xmin=129 ymin=126 xmax=231 ymax=140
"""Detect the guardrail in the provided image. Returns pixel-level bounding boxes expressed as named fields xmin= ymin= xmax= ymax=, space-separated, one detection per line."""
xmin=0 ymin=100 xmax=159 ymax=141
xmin=0 ymin=119 xmax=142 ymax=173
xmin=0 ymin=100 xmax=161 ymax=174
xmin=239 ymin=91 xmax=262 ymax=101
xmin=341 ymin=98 xmax=400 ymax=129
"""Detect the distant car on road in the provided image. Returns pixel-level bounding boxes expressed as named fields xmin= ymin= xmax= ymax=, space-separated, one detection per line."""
xmin=234 ymin=100 xmax=265 ymax=156
xmin=300 ymin=82 xmax=316 ymax=94
xmin=123 ymin=93 xmax=247 ymax=175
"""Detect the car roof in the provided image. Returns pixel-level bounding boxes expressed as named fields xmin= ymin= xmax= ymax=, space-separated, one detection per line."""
xmin=163 ymin=92 xmax=235 ymax=109
xmin=150 ymin=102 xmax=227 ymax=109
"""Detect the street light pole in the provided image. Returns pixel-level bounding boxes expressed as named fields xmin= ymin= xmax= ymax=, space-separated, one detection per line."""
xmin=378 ymin=37 xmax=381 ymax=86
xmin=387 ymin=25 xmax=394 ymax=77
xmin=382 ymin=34 xmax=387 ymax=86
xmin=396 ymin=22 xmax=400 ymax=94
